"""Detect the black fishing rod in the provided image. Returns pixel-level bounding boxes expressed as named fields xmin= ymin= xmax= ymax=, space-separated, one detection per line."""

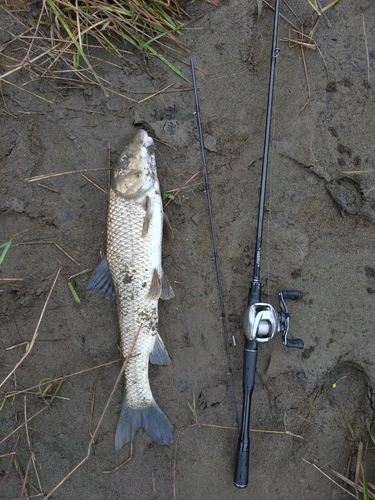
xmin=234 ymin=0 xmax=304 ymax=489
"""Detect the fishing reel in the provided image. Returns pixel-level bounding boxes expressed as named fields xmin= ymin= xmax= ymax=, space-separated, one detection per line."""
xmin=243 ymin=290 xmax=304 ymax=349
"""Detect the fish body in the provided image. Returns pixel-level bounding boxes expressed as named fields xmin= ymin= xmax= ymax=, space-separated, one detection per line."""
xmin=88 ymin=130 xmax=174 ymax=449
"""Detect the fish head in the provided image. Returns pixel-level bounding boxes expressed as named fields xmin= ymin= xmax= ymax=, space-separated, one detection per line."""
xmin=112 ymin=130 xmax=157 ymax=199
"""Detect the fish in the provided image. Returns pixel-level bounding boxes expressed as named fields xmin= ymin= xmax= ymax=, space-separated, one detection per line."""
xmin=88 ymin=129 xmax=175 ymax=450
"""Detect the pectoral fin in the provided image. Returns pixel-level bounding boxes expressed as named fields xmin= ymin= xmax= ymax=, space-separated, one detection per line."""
xmin=146 ymin=268 xmax=162 ymax=300
xmin=142 ymin=196 xmax=152 ymax=237
xmin=87 ymin=256 xmax=115 ymax=299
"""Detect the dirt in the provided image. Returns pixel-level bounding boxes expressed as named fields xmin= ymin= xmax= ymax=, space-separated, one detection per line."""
xmin=1 ymin=1 xmax=375 ymax=498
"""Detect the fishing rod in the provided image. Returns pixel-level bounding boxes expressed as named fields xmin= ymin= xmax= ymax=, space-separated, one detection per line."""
xmin=233 ymin=0 xmax=304 ymax=489
xmin=190 ymin=59 xmax=239 ymax=425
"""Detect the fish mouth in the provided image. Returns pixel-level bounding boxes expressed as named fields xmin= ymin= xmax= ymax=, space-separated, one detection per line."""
xmin=138 ymin=129 xmax=154 ymax=149
xmin=112 ymin=130 xmax=156 ymax=198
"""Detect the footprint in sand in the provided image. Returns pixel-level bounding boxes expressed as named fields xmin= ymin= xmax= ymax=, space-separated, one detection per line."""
xmin=300 ymin=362 xmax=374 ymax=498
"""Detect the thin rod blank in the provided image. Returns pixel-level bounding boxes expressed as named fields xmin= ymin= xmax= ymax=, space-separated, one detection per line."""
xmin=252 ymin=0 xmax=281 ymax=284
xmin=190 ymin=59 xmax=238 ymax=425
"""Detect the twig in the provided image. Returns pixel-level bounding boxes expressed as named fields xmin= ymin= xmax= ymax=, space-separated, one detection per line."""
xmin=14 ymin=240 xmax=80 ymax=266
xmin=340 ymin=170 xmax=375 ymax=175
xmin=0 ymin=278 xmax=24 ymax=281
xmin=103 ymin=442 xmax=133 ymax=473
xmin=43 ymin=330 xmax=141 ymax=498
xmin=0 ymin=407 xmax=47 ymax=446
xmin=2 ymin=358 xmax=122 ymax=401
xmin=37 ymin=183 xmax=60 ymax=193
xmin=302 ymin=458 xmax=356 ymax=498
xmin=362 ymin=13 xmax=370 ymax=85
xmin=19 ymin=455 xmax=31 ymax=500
xmin=138 ymin=83 xmax=175 ymax=104
xmin=23 ymin=396 xmax=44 ymax=496
xmin=355 ymin=441 xmax=363 ymax=500
xmin=0 ymin=268 xmax=61 ymax=389
xmin=81 ymin=174 xmax=107 ymax=194
xmin=89 ymin=383 xmax=96 ymax=441
xmin=328 ymin=467 xmax=375 ymax=499
xmin=26 ymin=167 xmax=110 ymax=183
xmin=173 ymin=419 xmax=303 ymax=499
xmin=164 ymin=171 xmax=200 ymax=208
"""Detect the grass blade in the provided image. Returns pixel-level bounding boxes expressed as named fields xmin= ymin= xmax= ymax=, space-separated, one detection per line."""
xmin=0 ymin=241 xmax=13 ymax=265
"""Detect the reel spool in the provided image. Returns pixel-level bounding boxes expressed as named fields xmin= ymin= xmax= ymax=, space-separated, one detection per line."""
xmin=243 ymin=290 xmax=304 ymax=349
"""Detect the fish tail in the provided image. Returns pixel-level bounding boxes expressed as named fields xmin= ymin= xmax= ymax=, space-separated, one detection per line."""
xmin=115 ymin=399 xmax=174 ymax=451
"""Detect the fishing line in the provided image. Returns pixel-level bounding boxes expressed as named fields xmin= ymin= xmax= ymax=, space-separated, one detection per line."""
xmin=190 ymin=59 xmax=239 ymax=426
xmin=265 ymin=50 xmax=280 ymax=300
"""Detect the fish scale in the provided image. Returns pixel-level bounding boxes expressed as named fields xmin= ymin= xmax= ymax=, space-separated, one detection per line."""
xmin=107 ymin=190 xmax=160 ymax=409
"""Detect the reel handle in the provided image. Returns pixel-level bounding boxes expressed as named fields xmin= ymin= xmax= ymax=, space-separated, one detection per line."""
xmin=281 ymin=290 xmax=300 ymax=301
xmin=279 ymin=290 xmax=304 ymax=349
xmin=285 ymin=338 xmax=304 ymax=349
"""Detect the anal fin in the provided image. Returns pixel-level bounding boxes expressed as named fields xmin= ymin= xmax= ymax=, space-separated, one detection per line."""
xmin=163 ymin=212 xmax=174 ymax=243
xmin=160 ymin=273 xmax=175 ymax=300
xmin=150 ymin=333 xmax=171 ymax=365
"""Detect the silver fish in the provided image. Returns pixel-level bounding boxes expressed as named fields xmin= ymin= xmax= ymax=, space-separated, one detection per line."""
xmin=88 ymin=129 xmax=174 ymax=449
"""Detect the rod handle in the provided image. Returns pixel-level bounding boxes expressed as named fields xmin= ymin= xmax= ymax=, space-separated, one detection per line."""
xmin=234 ymin=444 xmax=249 ymax=488
xmin=234 ymin=344 xmax=257 ymax=489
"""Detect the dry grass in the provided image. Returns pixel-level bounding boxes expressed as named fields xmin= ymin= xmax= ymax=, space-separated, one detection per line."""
xmin=0 ymin=0 xmax=190 ymax=93
xmin=303 ymin=417 xmax=375 ymax=500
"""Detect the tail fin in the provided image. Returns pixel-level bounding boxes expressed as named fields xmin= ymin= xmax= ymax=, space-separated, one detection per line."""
xmin=115 ymin=400 xmax=174 ymax=451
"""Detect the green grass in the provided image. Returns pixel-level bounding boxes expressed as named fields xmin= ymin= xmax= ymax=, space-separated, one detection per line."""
xmin=67 ymin=269 xmax=92 ymax=302
xmin=2 ymin=0 xmax=190 ymax=86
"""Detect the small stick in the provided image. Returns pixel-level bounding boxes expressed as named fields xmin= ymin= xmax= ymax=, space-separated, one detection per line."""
xmin=173 ymin=418 xmax=303 ymax=499
xmin=163 ymin=171 xmax=201 ymax=208
xmin=81 ymin=173 xmax=107 ymax=194
xmin=19 ymin=455 xmax=31 ymax=500
xmin=0 ymin=407 xmax=47 ymax=446
xmin=103 ymin=442 xmax=133 ymax=473
xmin=3 ymin=358 xmax=123 ymax=401
xmin=362 ymin=13 xmax=370 ymax=85
xmin=26 ymin=167 xmax=110 ymax=183
xmin=89 ymin=383 xmax=97 ymax=441
xmin=302 ymin=458 xmax=357 ymax=498
xmin=0 ymin=278 xmax=24 ymax=281
xmin=44 ymin=329 xmax=141 ymax=498
xmin=0 ymin=452 xmax=16 ymax=459
xmin=14 ymin=240 xmax=81 ymax=266
xmin=138 ymin=83 xmax=175 ymax=104
xmin=23 ymin=396 xmax=44 ymax=495
xmin=37 ymin=183 xmax=60 ymax=193
xmin=0 ymin=268 xmax=61 ymax=389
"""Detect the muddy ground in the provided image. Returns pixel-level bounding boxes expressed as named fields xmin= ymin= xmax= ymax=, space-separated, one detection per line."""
xmin=1 ymin=0 xmax=375 ymax=498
